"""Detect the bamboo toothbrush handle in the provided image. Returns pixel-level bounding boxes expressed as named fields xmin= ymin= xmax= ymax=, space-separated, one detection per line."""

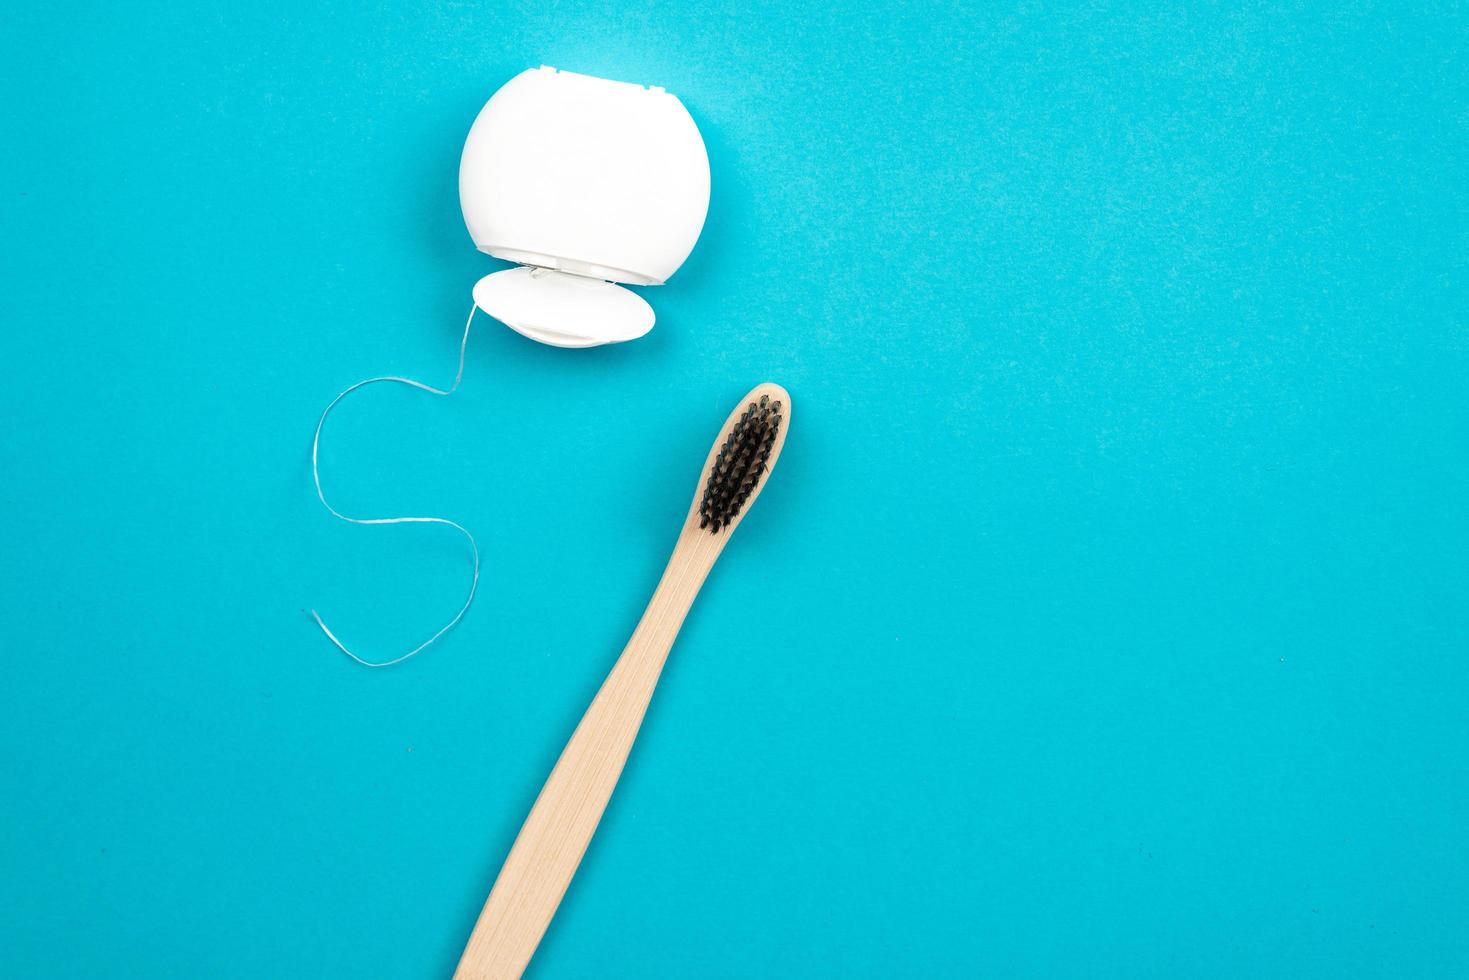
xmin=453 ymin=533 xmax=719 ymax=980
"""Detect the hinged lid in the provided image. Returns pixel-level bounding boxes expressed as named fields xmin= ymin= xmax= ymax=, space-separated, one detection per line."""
xmin=472 ymin=267 xmax=654 ymax=348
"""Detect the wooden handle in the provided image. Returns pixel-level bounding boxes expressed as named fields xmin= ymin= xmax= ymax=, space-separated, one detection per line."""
xmin=453 ymin=531 xmax=721 ymax=980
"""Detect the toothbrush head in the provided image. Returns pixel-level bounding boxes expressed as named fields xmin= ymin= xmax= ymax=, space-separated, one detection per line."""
xmin=695 ymin=384 xmax=790 ymax=534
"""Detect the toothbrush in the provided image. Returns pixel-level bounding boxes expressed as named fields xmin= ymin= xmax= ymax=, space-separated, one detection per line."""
xmin=453 ymin=383 xmax=792 ymax=980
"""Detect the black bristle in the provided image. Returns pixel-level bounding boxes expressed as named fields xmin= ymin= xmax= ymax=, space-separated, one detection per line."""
xmin=698 ymin=395 xmax=783 ymax=533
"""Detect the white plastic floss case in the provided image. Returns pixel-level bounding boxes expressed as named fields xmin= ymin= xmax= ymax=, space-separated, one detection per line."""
xmin=461 ymin=66 xmax=712 ymax=347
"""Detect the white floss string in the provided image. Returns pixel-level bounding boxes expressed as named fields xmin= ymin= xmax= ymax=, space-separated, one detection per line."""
xmin=310 ymin=304 xmax=480 ymax=667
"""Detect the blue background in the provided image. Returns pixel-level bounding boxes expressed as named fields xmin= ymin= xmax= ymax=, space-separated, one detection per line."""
xmin=2 ymin=2 xmax=1465 ymax=977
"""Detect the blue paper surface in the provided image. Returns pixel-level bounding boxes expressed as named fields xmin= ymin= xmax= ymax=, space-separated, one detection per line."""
xmin=1 ymin=2 xmax=1465 ymax=976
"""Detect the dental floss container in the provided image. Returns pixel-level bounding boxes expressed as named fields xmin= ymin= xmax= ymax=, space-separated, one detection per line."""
xmin=460 ymin=66 xmax=711 ymax=347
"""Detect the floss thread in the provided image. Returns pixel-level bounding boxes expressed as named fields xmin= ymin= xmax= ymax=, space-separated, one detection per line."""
xmin=309 ymin=305 xmax=480 ymax=667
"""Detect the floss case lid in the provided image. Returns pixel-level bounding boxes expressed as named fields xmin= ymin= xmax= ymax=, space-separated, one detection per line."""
xmin=472 ymin=268 xmax=654 ymax=347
